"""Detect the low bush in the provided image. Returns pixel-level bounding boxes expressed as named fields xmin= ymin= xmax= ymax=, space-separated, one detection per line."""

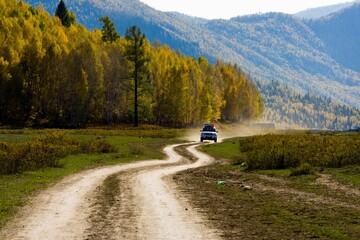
xmin=290 ymin=163 xmax=313 ymax=176
xmin=69 ymin=127 xmax=182 ymax=139
xmin=80 ymin=138 xmax=116 ymax=153
xmin=0 ymin=133 xmax=116 ymax=174
xmin=128 ymin=144 xmax=145 ymax=156
xmin=237 ymin=133 xmax=360 ymax=171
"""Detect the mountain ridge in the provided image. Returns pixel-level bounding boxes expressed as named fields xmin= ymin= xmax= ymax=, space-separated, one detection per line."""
xmin=308 ymin=3 xmax=360 ymax=73
xmin=295 ymin=1 xmax=357 ymax=19
xmin=24 ymin=0 xmax=360 ymax=108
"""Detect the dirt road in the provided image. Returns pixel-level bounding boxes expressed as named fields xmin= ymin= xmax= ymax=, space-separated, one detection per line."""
xmin=0 ymin=143 xmax=221 ymax=240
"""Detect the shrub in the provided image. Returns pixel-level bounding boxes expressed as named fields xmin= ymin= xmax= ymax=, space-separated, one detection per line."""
xmin=0 ymin=134 xmax=116 ymax=175
xmin=81 ymin=138 xmax=116 ymax=153
xmin=237 ymin=133 xmax=360 ymax=171
xmin=129 ymin=144 xmax=145 ymax=156
xmin=290 ymin=163 xmax=313 ymax=176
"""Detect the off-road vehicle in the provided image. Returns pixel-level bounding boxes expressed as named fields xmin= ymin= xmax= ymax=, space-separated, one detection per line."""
xmin=200 ymin=124 xmax=218 ymax=142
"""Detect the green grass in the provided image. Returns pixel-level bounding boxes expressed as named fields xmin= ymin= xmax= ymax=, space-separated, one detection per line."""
xmin=256 ymin=169 xmax=291 ymax=177
xmin=188 ymin=132 xmax=360 ymax=239
xmin=202 ymin=133 xmax=360 ymax=189
xmin=0 ymin=128 xmax=182 ymax=228
xmin=325 ymin=166 xmax=360 ymax=188
xmin=0 ymin=134 xmax=36 ymax=143
xmin=201 ymin=138 xmax=239 ymax=161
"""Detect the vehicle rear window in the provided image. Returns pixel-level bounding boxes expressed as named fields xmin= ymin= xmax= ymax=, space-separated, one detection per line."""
xmin=203 ymin=126 xmax=215 ymax=132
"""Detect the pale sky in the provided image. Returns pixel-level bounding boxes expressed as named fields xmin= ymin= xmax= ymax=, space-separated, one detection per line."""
xmin=139 ymin=0 xmax=354 ymax=19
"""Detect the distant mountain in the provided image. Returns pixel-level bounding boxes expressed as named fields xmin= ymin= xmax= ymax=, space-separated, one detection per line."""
xmin=25 ymin=0 xmax=360 ymax=109
xmin=206 ymin=12 xmax=360 ymax=107
xmin=258 ymin=81 xmax=360 ymax=130
xmin=308 ymin=4 xmax=360 ymax=73
xmin=295 ymin=1 xmax=356 ymax=19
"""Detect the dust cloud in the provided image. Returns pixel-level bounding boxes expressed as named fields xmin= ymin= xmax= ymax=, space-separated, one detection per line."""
xmin=181 ymin=123 xmax=277 ymax=143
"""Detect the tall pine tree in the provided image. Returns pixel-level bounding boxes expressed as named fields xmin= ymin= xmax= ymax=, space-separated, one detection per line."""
xmin=100 ymin=16 xmax=120 ymax=43
xmin=55 ymin=0 xmax=74 ymax=27
xmin=125 ymin=25 xmax=149 ymax=127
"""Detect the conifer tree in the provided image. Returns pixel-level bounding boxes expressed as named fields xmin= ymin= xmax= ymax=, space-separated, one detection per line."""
xmin=125 ymin=25 xmax=149 ymax=127
xmin=55 ymin=0 xmax=73 ymax=27
xmin=100 ymin=16 xmax=120 ymax=43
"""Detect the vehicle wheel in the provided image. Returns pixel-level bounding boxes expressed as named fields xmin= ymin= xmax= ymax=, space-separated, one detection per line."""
xmin=200 ymin=138 xmax=203 ymax=142
xmin=214 ymin=139 xmax=217 ymax=143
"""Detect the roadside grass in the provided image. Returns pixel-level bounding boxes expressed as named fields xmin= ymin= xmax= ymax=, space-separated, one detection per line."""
xmin=0 ymin=127 xmax=182 ymax=228
xmin=0 ymin=134 xmax=36 ymax=143
xmin=325 ymin=166 xmax=360 ymax=188
xmin=201 ymin=138 xmax=239 ymax=162
xmin=174 ymin=132 xmax=360 ymax=239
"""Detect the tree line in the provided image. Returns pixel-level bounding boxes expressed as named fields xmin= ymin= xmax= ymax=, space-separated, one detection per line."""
xmin=259 ymin=80 xmax=360 ymax=130
xmin=0 ymin=0 xmax=263 ymax=127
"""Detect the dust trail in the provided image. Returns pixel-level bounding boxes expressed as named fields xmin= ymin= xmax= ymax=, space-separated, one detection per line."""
xmin=182 ymin=124 xmax=272 ymax=142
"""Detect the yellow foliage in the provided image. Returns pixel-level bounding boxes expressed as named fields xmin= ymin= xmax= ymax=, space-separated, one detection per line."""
xmin=0 ymin=0 xmax=263 ymax=127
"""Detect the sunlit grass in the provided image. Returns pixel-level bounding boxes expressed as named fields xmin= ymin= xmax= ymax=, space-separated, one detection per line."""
xmin=201 ymin=138 xmax=239 ymax=161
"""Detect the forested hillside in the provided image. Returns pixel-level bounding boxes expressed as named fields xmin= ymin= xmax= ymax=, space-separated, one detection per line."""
xmin=22 ymin=0 xmax=206 ymax=59
xmin=211 ymin=13 xmax=360 ymax=107
xmin=0 ymin=0 xmax=262 ymax=127
xmin=259 ymin=81 xmax=360 ymax=130
xmin=308 ymin=4 xmax=360 ymax=73
xmin=23 ymin=0 xmax=360 ymax=108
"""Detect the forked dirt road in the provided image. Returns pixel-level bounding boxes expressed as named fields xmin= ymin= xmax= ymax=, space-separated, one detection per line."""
xmin=0 ymin=143 xmax=222 ymax=240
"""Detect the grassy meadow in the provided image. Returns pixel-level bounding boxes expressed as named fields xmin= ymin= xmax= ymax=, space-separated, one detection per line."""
xmin=2 ymin=126 xmax=360 ymax=239
xmin=174 ymin=131 xmax=360 ymax=239
xmin=0 ymin=126 xmax=183 ymax=228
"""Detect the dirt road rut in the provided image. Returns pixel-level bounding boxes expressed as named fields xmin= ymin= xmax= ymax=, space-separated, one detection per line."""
xmin=0 ymin=143 xmax=221 ymax=240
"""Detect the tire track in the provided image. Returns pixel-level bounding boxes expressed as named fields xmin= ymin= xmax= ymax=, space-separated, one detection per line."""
xmin=0 ymin=143 xmax=221 ymax=240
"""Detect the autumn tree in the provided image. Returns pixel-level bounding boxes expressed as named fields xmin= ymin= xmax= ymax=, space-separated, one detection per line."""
xmin=0 ymin=57 xmax=11 ymax=123
xmin=219 ymin=62 xmax=263 ymax=122
xmin=124 ymin=25 xmax=149 ymax=127
xmin=0 ymin=0 xmax=270 ymax=128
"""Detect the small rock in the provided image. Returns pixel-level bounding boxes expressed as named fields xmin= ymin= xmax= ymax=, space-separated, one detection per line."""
xmin=240 ymin=162 xmax=248 ymax=167
xmin=241 ymin=185 xmax=252 ymax=190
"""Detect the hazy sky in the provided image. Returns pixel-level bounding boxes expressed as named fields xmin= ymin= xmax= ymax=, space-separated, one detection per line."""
xmin=139 ymin=0 xmax=353 ymax=19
